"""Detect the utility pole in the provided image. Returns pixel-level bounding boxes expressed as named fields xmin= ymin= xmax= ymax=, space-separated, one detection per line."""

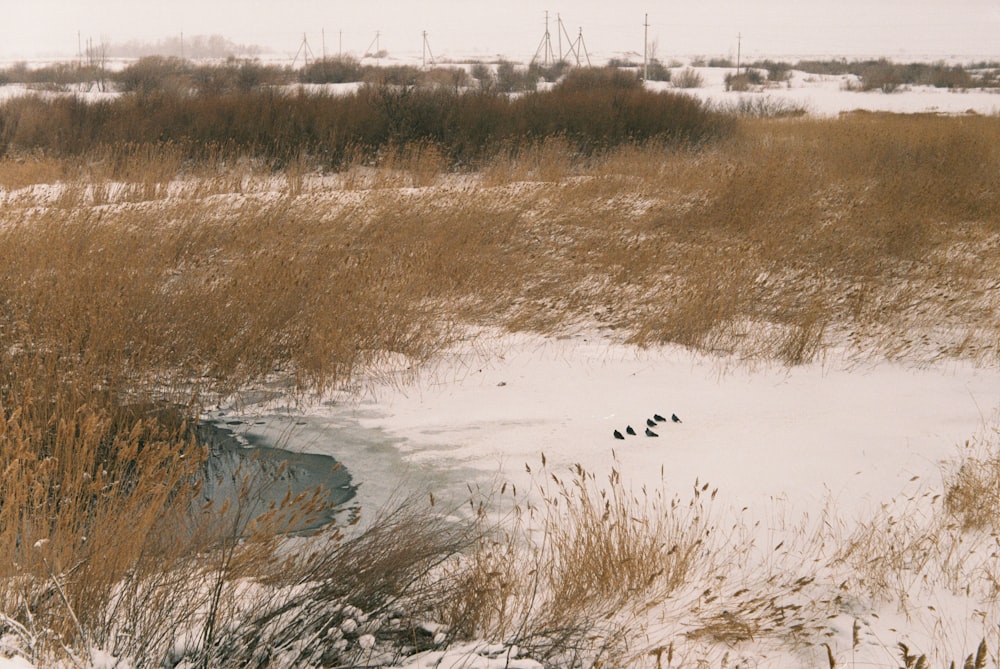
xmin=643 ymin=13 xmax=649 ymax=81
xmin=736 ymin=32 xmax=742 ymax=75
xmin=293 ymin=32 xmax=314 ymax=68
xmin=559 ymin=16 xmax=577 ymax=64
xmin=322 ymin=28 xmax=327 ymax=60
xmin=574 ymin=28 xmax=591 ymax=67
xmin=364 ymin=30 xmax=381 ymax=59
xmin=180 ymin=31 xmax=184 ymax=60
xmin=339 ymin=30 xmax=342 ymax=57
xmin=557 ymin=13 xmax=563 ymax=62
xmin=533 ymin=10 xmax=555 ymax=66
xmin=422 ymin=31 xmax=436 ymax=68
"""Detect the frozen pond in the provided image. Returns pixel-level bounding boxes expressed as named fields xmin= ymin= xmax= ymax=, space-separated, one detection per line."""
xmin=197 ymin=419 xmax=357 ymax=533
xmin=199 ymin=402 xmax=487 ymax=527
xmin=203 ymin=333 xmax=1000 ymax=526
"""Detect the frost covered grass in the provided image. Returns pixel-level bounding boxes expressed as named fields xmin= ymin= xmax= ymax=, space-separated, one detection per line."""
xmin=0 ymin=111 xmax=999 ymax=666
xmin=438 ymin=463 xmax=832 ymax=667
xmin=7 ymin=112 xmax=995 ymax=365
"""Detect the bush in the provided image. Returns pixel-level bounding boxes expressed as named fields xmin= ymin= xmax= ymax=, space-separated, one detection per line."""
xmin=117 ymin=57 xmax=288 ymax=95
xmin=118 ymin=56 xmax=191 ymax=94
xmin=794 ymin=58 xmax=852 ymax=75
xmin=469 ymin=62 xmax=494 ymax=91
xmin=0 ymin=82 xmax=730 ymax=168
xmin=0 ymin=61 xmax=108 ymax=88
xmin=859 ymin=59 xmax=907 ymax=93
xmin=300 ymin=56 xmax=364 ymax=84
xmin=712 ymin=95 xmax=808 ymax=118
xmin=233 ymin=58 xmax=283 ymax=91
xmin=362 ymin=64 xmax=421 ymax=87
xmin=756 ymin=59 xmax=792 ymax=82
xmin=496 ymin=59 xmax=535 ymax=93
xmin=673 ymin=67 xmax=704 ymax=88
xmin=528 ymin=60 xmax=569 ymax=83
xmin=724 ymin=72 xmax=749 ymax=91
xmin=725 ymin=70 xmax=764 ymax=91
xmin=418 ymin=67 xmax=470 ymax=91
xmin=554 ymin=67 xmax=641 ymax=92
xmin=708 ymin=57 xmax=735 ymax=68
xmin=645 ymin=58 xmax=672 ymax=82
xmin=791 ymin=58 xmax=979 ymax=92
xmin=921 ymin=64 xmax=973 ymax=89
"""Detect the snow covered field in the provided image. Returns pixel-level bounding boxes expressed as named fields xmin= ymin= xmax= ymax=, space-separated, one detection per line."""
xmin=2 ymin=64 xmax=1000 ymax=668
xmin=221 ymin=332 xmax=1000 ymax=525
xmin=201 ymin=327 xmax=1000 ymax=668
xmin=3 ymin=59 xmax=1000 ymax=118
xmin=651 ymin=66 xmax=1000 ymax=117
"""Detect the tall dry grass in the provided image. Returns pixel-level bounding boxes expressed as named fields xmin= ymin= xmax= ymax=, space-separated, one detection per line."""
xmin=0 ymin=110 xmax=999 ymax=665
xmin=826 ymin=425 xmax=1000 ymax=668
xmin=437 ymin=460 xmax=838 ymax=667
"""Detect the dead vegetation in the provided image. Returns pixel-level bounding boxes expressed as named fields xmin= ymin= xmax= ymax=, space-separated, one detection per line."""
xmin=0 ymin=111 xmax=999 ymax=666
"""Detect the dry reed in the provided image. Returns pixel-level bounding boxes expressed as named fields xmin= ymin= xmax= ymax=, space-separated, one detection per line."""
xmin=0 ymin=111 xmax=999 ymax=665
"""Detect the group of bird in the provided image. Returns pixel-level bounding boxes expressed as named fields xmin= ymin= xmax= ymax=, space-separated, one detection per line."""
xmin=613 ymin=413 xmax=681 ymax=439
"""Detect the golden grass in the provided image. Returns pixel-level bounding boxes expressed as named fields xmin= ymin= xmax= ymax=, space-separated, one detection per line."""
xmin=437 ymin=460 xmax=840 ymax=667
xmin=0 ymin=111 xmax=999 ymax=665
xmin=433 ymin=426 xmax=1000 ymax=668
xmin=826 ymin=432 xmax=1000 ymax=668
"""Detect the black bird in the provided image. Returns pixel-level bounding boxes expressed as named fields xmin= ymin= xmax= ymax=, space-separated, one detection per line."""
xmin=646 ymin=418 xmax=657 ymax=427
xmin=645 ymin=427 xmax=659 ymax=437
xmin=613 ymin=430 xmax=625 ymax=440
xmin=671 ymin=413 xmax=682 ymax=423
xmin=653 ymin=413 xmax=666 ymax=422
xmin=625 ymin=425 xmax=636 ymax=436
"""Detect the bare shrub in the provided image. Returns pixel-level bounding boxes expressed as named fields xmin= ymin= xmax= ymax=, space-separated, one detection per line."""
xmin=724 ymin=70 xmax=764 ymax=91
xmin=118 ymin=56 xmax=190 ymax=95
xmin=645 ymin=58 xmax=672 ymax=82
xmin=725 ymin=72 xmax=752 ymax=91
xmin=495 ymin=59 xmax=534 ymax=93
xmin=859 ymin=59 xmax=907 ymax=92
xmin=0 ymin=83 xmax=728 ymax=168
xmin=554 ymin=66 xmax=641 ymax=92
xmin=921 ymin=63 xmax=974 ymax=89
xmin=299 ymin=55 xmax=363 ymax=84
xmin=712 ymin=95 xmax=809 ymax=117
xmin=672 ymin=67 xmax=704 ymax=88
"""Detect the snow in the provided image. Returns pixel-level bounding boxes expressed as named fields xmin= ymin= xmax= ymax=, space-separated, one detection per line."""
xmin=194 ymin=329 xmax=1000 ymax=668
xmin=237 ymin=331 xmax=1000 ymax=526
xmin=3 ymin=59 xmax=1000 ymax=668
xmin=398 ymin=642 xmax=543 ymax=669
xmin=2 ymin=314 xmax=996 ymax=668
xmin=651 ymin=68 xmax=1000 ymax=117
xmin=0 ymin=658 xmax=33 ymax=669
xmin=2 ymin=62 xmax=999 ymax=118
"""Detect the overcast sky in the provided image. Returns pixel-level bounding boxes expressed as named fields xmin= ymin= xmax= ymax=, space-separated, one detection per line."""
xmin=3 ymin=0 xmax=998 ymax=62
